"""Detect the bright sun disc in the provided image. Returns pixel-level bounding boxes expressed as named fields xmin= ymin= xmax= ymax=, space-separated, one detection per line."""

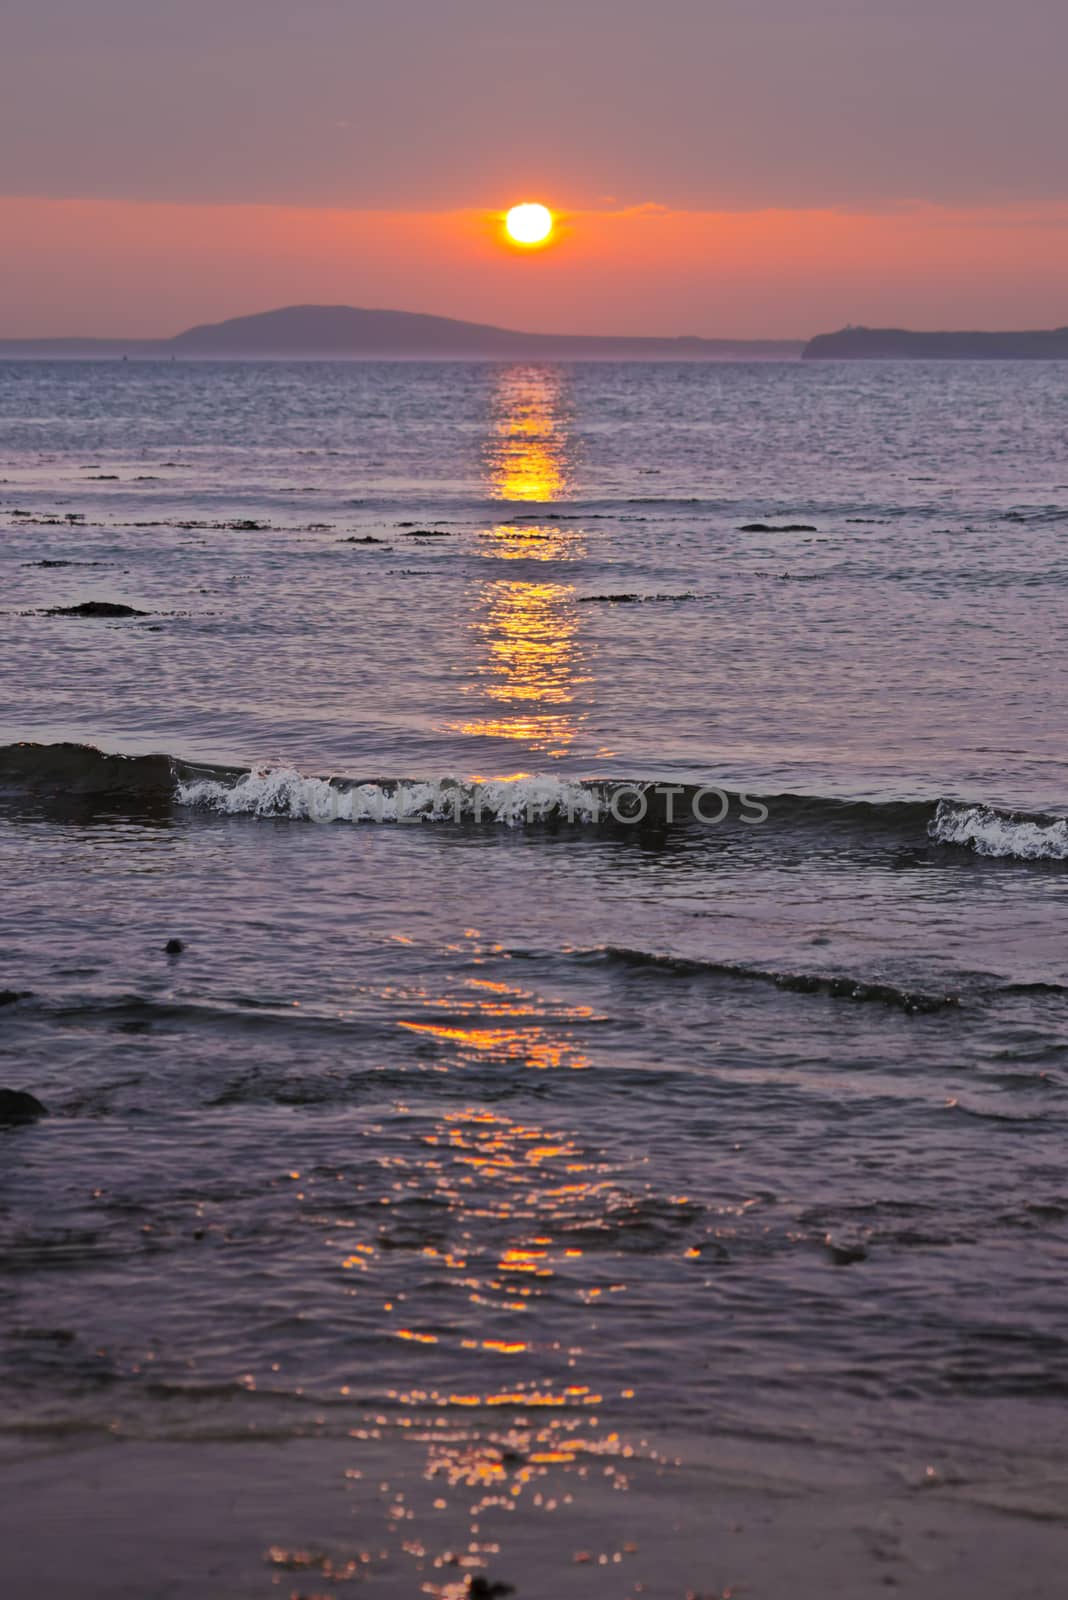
xmin=506 ymin=203 xmax=553 ymax=245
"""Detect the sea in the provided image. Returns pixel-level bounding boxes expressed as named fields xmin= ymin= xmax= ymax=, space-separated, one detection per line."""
xmin=1 ymin=358 xmax=1067 ymax=1598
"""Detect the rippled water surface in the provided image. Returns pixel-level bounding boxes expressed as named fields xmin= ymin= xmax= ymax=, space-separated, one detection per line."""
xmin=1 ymin=360 xmax=1067 ymax=1597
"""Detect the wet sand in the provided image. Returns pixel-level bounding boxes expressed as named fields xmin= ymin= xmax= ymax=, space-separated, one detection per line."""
xmin=2 ymin=1428 xmax=1066 ymax=1599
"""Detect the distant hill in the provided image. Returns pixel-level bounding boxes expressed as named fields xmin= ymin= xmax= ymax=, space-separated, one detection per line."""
xmin=804 ymin=326 xmax=1068 ymax=360
xmin=10 ymin=310 xmax=1068 ymax=362
xmin=0 ymin=304 xmax=802 ymax=361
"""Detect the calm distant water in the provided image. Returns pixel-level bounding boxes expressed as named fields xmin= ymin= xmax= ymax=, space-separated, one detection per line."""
xmin=1 ymin=360 xmax=1067 ymax=1596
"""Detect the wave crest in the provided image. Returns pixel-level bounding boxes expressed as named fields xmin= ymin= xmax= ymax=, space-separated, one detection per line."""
xmin=0 ymin=741 xmax=173 ymax=798
xmin=581 ymin=945 xmax=958 ymax=1013
xmin=930 ymin=801 xmax=1068 ymax=861
xmin=4 ymin=744 xmax=1066 ymax=860
xmin=176 ymin=768 xmax=603 ymax=825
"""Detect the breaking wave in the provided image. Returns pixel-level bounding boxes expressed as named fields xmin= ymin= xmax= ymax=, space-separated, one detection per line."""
xmin=2 ymin=744 xmax=1065 ymax=860
xmin=929 ymin=801 xmax=1068 ymax=861
xmin=175 ymin=767 xmax=604 ymax=825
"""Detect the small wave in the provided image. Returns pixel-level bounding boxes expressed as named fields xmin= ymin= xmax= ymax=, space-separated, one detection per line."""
xmin=1002 ymin=507 xmax=1068 ymax=526
xmin=578 ymin=591 xmax=697 ymax=605
xmin=930 ymin=801 xmax=1068 ymax=861
xmin=568 ymin=946 xmax=959 ymax=1013
xmin=176 ymin=767 xmax=604 ymax=825
xmin=172 ymin=764 xmax=930 ymax=835
xmin=0 ymin=741 xmax=174 ymax=798
xmin=0 ymin=743 xmax=798 ymax=829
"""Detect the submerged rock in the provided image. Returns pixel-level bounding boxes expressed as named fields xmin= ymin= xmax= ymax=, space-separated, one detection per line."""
xmin=164 ymin=938 xmax=185 ymax=955
xmin=0 ymin=1088 xmax=48 ymax=1125
xmin=0 ymin=989 xmax=33 ymax=1007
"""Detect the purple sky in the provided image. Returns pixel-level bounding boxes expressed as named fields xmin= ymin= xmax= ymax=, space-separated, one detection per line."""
xmin=4 ymin=0 xmax=1067 ymax=209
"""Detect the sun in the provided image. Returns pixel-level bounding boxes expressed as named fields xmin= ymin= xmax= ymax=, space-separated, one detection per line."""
xmin=505 ymin=202 xmax=554 ymax=247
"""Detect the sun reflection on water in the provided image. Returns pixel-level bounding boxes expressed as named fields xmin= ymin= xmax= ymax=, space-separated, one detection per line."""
xmin=256 ymin=1068 xmax=696 ymax=1593
xmin=391 ymin=972 xmax=600 ymax=1073
xmin=316 ymin=1099 xmax=686 ymax=1592
xmin=485 ymin=366 xmax=575 ymax=504
xmin=455 ymin=367 xmax=592 ymax=756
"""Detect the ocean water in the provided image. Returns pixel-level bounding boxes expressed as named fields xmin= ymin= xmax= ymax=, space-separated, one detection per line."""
xmin=1 ymin=359 xmax=1067 ymax=1597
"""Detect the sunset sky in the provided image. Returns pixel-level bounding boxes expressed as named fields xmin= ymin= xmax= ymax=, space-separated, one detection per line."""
xmin=3 ymin=0 xmax=1067 ymax=338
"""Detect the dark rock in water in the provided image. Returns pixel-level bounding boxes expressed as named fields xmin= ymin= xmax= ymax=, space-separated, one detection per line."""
xmin=339 ymin=535 xmax=385 ymax=544
xmin=46 ymin=601 xmax=148 ymax=618
xmin=0 ymin=1088 xmax=48 ymax=1125
xmin=580 ymin=591 xmax=694 ymax=606
xmin=739 ymin=522 xmax=817 ymax=533
xmin=0 ymin=989 xmax=33 ymax=1007
xmin=164 ymin=938 xmax=185 ymax=955
xmin=468 ymin=1579 xmax=515 ymax=1600
xmin=825 ymin=1234 xmax=868 ymax=1266
xmin=403 ymin=529 xmax=451 ymax=537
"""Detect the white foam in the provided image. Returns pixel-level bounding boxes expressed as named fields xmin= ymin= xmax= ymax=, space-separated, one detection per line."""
xmin=175 ymin=766 xmax=602 ymax=825
xmin=930 ymin=801 xmax=1068 ymax=860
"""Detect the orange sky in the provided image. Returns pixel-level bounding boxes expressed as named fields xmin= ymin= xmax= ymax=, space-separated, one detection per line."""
xmin=4 ymin=2 xmax=1067 ymax=337
xmin=4 ymin=195 xmax=1068 ymax=340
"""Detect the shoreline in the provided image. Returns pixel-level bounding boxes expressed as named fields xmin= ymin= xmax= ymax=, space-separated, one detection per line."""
xmin=2 ymin=1427 xmax=1065 ymax=1598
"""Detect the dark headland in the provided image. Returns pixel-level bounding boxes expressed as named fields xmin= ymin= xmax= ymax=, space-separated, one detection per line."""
xmin=0 ymin=304 xmax=802 ymax=361
xmin=803 ymin=325 xmax=1068 ymax=359
xmin=7 ymin=308 xmax=1067 ymax=361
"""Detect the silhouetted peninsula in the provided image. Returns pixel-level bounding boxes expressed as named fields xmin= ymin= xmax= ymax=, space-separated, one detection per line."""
xmin=803 ymin=326 xmax=1068 ymax=360
xmin=0 ymin=305 xmax=801 ymax=361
